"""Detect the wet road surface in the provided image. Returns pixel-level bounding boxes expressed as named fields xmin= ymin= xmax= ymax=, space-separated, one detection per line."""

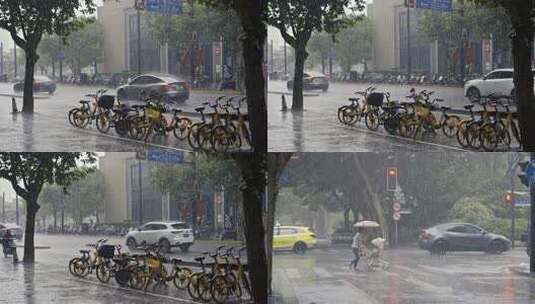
xmin=1 ymin=234 xmax=249 ymax=304
xmin=270 ymin=245 xmax=534 ymax=304
xmin=0 ymin=83 xmax=247 ymax=152
xmin=268 ymin=81 xmax=520 ymax=152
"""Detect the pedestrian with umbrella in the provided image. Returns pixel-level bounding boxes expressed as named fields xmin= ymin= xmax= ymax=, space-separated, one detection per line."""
xmin=350 ymin=221 xmax=380 ymax=271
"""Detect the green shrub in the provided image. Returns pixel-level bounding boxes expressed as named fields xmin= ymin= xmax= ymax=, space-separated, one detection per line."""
xmin=450 ymin=197 xmax=493 ymax=224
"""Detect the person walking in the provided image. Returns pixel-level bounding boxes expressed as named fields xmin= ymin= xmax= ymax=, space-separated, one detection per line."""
xmin=350 ymin=227 xmax=367 ymax=271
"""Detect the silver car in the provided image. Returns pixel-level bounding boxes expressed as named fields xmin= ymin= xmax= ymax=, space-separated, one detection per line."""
xmin=116 ymin=73 xmax=190 ymax=103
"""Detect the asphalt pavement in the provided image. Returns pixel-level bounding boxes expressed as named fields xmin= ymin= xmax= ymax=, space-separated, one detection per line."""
xmin=1 ymin=234 xmax=248 ymax=304
xmin=268 ymin=80 xmax=520 ymax=152
xmin=270 ymin=245 xmax=534 ymax=304
xmin=0 ymin=83 xmax=246 ymax=152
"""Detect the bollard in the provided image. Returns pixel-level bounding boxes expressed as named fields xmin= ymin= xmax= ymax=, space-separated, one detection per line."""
xmin=281 ymin=94 xmax=288 ymax=112
xmin=11 ymin=97 xmax=18 ymax=113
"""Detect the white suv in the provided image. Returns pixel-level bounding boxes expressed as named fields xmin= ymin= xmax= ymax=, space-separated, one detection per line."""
xmin=125 ymin=221 xmax=194 ymax=253
xmin=464 ymin=68 xmax=535 ymax=103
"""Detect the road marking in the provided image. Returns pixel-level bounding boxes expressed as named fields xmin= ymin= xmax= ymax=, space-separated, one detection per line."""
xmin=69 ymin=277 xmax=200 ymax=303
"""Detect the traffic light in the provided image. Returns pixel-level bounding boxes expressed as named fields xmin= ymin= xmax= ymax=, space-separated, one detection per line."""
xmin=518 ymin=160 xmax=530 ymax=187
xmin=386 ymin=167 xmax=398 ymax=191
xmin=504 ymin=192 xmax=513 ymax=205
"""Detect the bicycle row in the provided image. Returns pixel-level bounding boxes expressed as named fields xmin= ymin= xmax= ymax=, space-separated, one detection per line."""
xmin=67 ymin=90 xmax=251 ymax=152
xmin=68 ymin=239 xmax=251 ymax=303
xmin=336 ymin=87 xmax=521 ymax=151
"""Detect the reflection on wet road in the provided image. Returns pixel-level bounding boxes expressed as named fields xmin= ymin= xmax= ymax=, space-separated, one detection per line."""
xmin=271 ymin=246 xmax=534 ymax=304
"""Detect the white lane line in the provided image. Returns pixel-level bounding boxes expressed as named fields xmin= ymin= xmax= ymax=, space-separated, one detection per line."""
xmin=69 ymin=277 xmax=199 ymax=303
xmin=313 ymin=267 xmax=333 ymax=279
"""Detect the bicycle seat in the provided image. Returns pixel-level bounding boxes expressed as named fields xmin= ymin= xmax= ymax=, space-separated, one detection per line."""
xmin=435 ymin=99 xmax=444 ymax=102
xmin=194 ymin=256 xmax=206 ymax=263
xmin=79 ymin=100 xmax=90 ymax=104
xmin=348 ymin=98 xmax=359 ymax=102
xmin=79 ymin=250 xmax=90 ymax=254
xmin=172 ymin=258 xmax=183 ymax=264
xmin=440 ymin=106 xmax=451 ymax=111
xmin=85 ymin=94 xmax=98 ymax=99
xmin=195 ymin=107 xmax=205 ymax=112
xmin=464 ymin=104 xmax=475 ymax=110
xmin=172 ymin=109 xmax=183 ymax=114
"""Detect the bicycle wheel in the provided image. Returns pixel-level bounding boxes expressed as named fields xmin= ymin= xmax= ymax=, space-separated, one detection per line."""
xmin=210 ymin=275 xmax=230 ymax=304
xmin=198 ymin=273 xmax=214 ymax=302
xmin=128 ymin=117 xmax=147 ymax=140
xmin=172 ymin=118 xmax=192 ymax=140
xmin=211 ymin=126 xmax=232 ymax=152
xmin=456 ymin=121 xmax=470 ymax=148
xmin=365 ymin=111 xmax=380 ymax=131
xmin=241 ymin=124 xmax=252 ymax=147
xmin=187 ymin=123 xmax=203 ymax=150
xmin=497 ymin=121 xmax=511 ymax=148
xmin=96 ymin=112 xmax=111 ymax=134
xmin=187 ymin=273 xmax=202 ymax=299
xmin=239 ymin=273 xmax=252 ymax=299
xmin=480 ymin=124 xmax=498 ymax=152
xmin=68 ymin=109 xmax=79 ymax=127
xmin=511 ymin=121 xmax=521 ymax=146
xmin=337 ymin=106 xmax=348 ymax=124
xmin=466 ymin=122 xmax=482 ymax=150
xmin=96 ymin=262 xmax=111 ymax=283
xmin=442 ymin=115 xmax=460 ymax=138
xmin=68 ymin=257 xmax=80 ymax=276
xmin=75 ymin=258 xmax=91 ymax=277
xmin=73 ymin=109 xmax=90 ymax=129
xmin=128 ymin=270 xmax=147 ymax=289
xmin=197 ymin=124 xmax=213 ymax=151
xmin=172 ymin=267 xmax=192 ymax=290
xmin=115 ymin=118 xmax=129 ymax=137
xmin=343 ymin=107 xmax=360 ymax=125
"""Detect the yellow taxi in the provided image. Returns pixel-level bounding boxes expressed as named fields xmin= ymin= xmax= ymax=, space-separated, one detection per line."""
xmin=273 ymin=225 xmax=317 ymax=254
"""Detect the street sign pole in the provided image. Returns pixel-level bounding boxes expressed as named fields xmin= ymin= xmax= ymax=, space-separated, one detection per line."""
xmin=530 ymin=152 xmax=535 ymax=275
xmin=407 ymin=5 xmax=411 ymax=80
xmin=459 ymin=0 xmax=466 ymax=85
xmin=137 ymin=8 xmax=142 ymax=74
xmin=138 ymin=159 xmax=143 ymax=225
xmin=511 ymin=176 xmax=515 ymax=248
xmin=2 ymin=192 xmax=5 ymax=222
xmin=15 ymin=195 xmax=19 ymax=226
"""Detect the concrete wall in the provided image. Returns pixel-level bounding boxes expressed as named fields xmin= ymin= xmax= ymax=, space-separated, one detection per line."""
xmin=368 ymin=0 xmax=405 ymax=72
xmin=99 ymin=152 xmax=136 ymax=223
xmin=97 ymin=0 xmax=133 ymax=73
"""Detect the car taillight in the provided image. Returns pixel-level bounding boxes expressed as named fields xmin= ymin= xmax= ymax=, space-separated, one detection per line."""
xmin=163 ymin=84 xmax=174 ymax=92
xmin=184 ymin=82 xmax=191 ymax=90
xmin=420 ymin=230 xmax=432 ymax=240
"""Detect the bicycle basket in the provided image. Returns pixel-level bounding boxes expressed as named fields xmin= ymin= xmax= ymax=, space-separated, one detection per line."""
xmin=147 ymin=107 xmax=161 ymax=119
xmin=97 ymin=245 xmax=116 ymax=259
xmin=98 ymin=95 xmax=116 ymax=110
xmin=366 ymin=93 xmax=384 ymax=107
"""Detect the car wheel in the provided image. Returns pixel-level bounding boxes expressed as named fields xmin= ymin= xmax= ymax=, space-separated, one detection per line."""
xmin=159 ymin=238 xmax=171 ymax=253
xmin=432 ymin=240 xmax=448 ymax=255
xmin=510 ymin=89 xmax=516 ymax=105
xmin=322 ymin=86 xmax=328 ymax=92
xmin=126 ymin=237 xmax=137 ymax=251
xmin=293 ymin=242 xmax=307 ymax=254
xmin=467 ymin=87 xmax=481 ymax=103
xmin=489 ymin=240 xmax=505 ymax=254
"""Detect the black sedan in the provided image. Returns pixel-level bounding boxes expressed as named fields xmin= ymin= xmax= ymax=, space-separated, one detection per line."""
xmin=116 ymin=73 xmax=190 ymax=103
xmin=418 ymin=222 xmax=511 ymax=254
xmin=287 ymin=71 xmax=329 ymax=92
xmin=14 ymin=75 xmax=56 ymax=94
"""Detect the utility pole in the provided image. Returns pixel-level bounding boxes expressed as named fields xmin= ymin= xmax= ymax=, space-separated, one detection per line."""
xmin=15 ymin=195 xmax=19 ymax=226
xmin=190 ymin=0 xmax=196 ymax=88
xmin=284 ymin=42 xmax=288 ymax=77
xmin=406 ymin=5 xmax=412 ymax=79
xmin=459 ymin=0 xmax=466 ymax=84
xmin=61 ymin=194 xmax=65 ymax=233
xmin=530 ymin=152 xmax=535 ymax=275
xmin=13 ymin=43 xmax=17 ymax=79
xmin=329 ymin=35 xmax=334 ymax=80
xmin=192 ymin=153 xmax=198 ymax=234
xmin=270 ymin=40 xmax=274 ymax=74
xmin=1 ymin=42 xmax=4 ymax=77
xmin=2 ymin=192 xmax=5 ymax=222
xmin=59 ymin=40 xmax=64 ymax=82
xmin=137 ymin=8 xmax=142 ymax=74
xmin=511 ymin=164 xmax=516 ymax=248
xmin=138 ymin=159 xmax=143 ymax=225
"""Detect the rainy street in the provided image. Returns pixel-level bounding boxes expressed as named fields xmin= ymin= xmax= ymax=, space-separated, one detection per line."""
xmin=0 ymin=83 xmax=244 ymax=152
xmin=271 ymin=245 xmax=534 ymax=304
xmin=0 ymin=234 xmax=248 ymax=304
xmin=268 ymin=80 xmax=519 ymax=152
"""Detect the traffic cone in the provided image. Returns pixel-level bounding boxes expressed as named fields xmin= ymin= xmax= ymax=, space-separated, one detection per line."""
xmin=11 ymin=98 xmax=18 ymax=113
xmin=281 ymin=94 xmax=288 ymax=112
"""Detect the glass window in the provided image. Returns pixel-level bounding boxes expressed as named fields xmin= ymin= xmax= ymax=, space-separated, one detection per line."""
xmin=280 ymin=228 xmax=296 ymax=235
xmin=501 ymin=71 xmax=513 ymax=79
xmin=153 ymin=224 xmax=167 ymax=230
xmin=146 ymin=76 xmax=161 ymax=84
xmin=171 ymin=223 xmax=188 ymax=230
xmin=485 ymin=72 xmax=499 ymax=80
xmin=464 ymin=225 xmax=482 ymax=234
xmin=131 ymin=76 xmax=148 ymax=85
xmin=447 ymin=226 xmax=467 ymax=233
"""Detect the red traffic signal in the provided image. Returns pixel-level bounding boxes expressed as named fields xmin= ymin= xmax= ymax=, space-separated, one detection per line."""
xmin=386 ymin=167 xmax=398 ymax=191
xmin=504 ymin=192 xmax=513 ymax=204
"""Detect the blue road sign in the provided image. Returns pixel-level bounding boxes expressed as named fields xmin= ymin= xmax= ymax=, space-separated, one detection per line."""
xmin=514 ymin=197 xmax=531 ymax=207
xmin=144 ymin=0 xmax=183 ymax=15
xmin=416 ymin=0 xmax=453 ymax=12
xmin=146 ymin=150 xmax=184 ymax=164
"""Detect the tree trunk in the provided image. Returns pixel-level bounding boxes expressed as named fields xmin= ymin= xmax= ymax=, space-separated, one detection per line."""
xmin=24 ymin=198 xmax=39 ymax=263
xmin=292 ymin=45 xmax=308 ymax=111
xmin=321 ymin=54 xmax=326 ymax=74
xmin=23 ymin=50 xmax=38 ymax=113
xmin=238 ymin=4 xmax=267 ymax=152
xmin=53 ymin=206 xmax=57 ymax=230
xmin=511 ymin=21 xmax=535 ymax=150
xmin=233 ymin=153 xmax=267 ymax=304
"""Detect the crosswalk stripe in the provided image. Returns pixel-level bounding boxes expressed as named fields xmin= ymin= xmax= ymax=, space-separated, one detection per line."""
xmin=285 ymin=268 xmax=301 ymax=279
xmin=313 ymin=267 xmax=333 ymax=279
